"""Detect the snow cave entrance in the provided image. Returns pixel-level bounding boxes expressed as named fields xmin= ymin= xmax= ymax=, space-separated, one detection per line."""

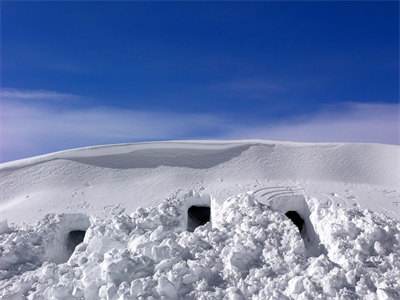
xmin=67 ymin=230 xmax=86 ymax=254
xmin=285 ymin=211 xmax=304 ymax=233
xmin=187 ymin=205 xmax=211 ymax=232
xmin=44 ymin=214 xmax=90 ymax=264
xmin=266 ymin=195 xmax=325 ymax=257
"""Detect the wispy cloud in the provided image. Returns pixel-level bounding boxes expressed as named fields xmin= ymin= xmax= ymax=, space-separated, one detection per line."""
xmin=0 ymin=100 xmax=231 ymax=162
xmin=0 ymin=88 xmax=82 ymax=101
xmin=227 ymin=102 xmax=400 ymax=145
xmin=0 ymin=88 xmax=398 ymax=162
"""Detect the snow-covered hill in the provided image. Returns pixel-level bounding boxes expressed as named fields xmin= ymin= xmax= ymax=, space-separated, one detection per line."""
xmin=1 ymin=140 xmax=399 ymax=224
xmin=1 ymin=140 xmax=399 ymax=299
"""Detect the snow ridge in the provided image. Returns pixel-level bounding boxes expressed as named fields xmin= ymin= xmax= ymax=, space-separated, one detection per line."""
xmin=1 ymin=140 xmax=399 ymax=225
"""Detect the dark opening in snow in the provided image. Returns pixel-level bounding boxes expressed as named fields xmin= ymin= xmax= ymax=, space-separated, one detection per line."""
xmin=187 ymin=206 xmax=210 ymax=232
xmin=285 ymin=211 xmax=304 ymax=233
xmin=67 ymin=230 xmax=86 ymax=253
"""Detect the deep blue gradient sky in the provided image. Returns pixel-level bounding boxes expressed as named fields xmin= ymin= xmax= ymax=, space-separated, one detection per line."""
xmin=1 ymin=1 xmax=399 ymax=162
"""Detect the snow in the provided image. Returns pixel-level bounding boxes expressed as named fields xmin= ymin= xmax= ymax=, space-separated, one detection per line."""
xmin=0 ymin=140 xmax=399 ymax=298
xmin=1 ymin=140 xmax=399 ymax=224
xmin=1 ymin=192 xmax=399 ymax=299
xmin=0 ymin=220 xmax=10 ymax=235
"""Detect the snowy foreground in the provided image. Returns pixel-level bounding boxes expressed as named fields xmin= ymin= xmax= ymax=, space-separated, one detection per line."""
xmin=0 ymin=140 xmax=399 ymax=299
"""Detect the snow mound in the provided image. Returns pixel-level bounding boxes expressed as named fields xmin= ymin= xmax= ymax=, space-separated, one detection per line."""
xmin=1 ymin=191 xmax=399 ymax=299
xmin=1 ymin=140 xmax=399 ymax=224
xmin=0 ymin=214 xmax=90 ymax=281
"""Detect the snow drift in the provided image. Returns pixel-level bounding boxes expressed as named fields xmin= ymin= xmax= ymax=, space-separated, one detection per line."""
xmin=0 ymin=140 xmax=399 ymax=299
xmin=1 ymin=140 xmax=399 ymax=224
xmin=1 ymin=191 xmax=399 ymax=299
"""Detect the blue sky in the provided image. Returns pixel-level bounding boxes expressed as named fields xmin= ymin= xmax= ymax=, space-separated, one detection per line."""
xmin=1 ymin=1 xmax=399 ymax=162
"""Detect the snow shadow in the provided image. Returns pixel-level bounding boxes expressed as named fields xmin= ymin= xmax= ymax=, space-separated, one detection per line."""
xmin=182 ymin=193 xmax=213 ymax=232
xmin=187 ymin=206 xmax=211 ymax=232
xmin=67 ymin=230 xmax=86 ymax=254
xmin=68 ymin=145 xmax=251 ymax=169
xmin=285 ymin=211 xmax=304 ymax=233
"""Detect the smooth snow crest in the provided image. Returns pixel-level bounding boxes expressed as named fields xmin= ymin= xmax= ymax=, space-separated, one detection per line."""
xmin=1 ymin=140 xmax=399 ymax=225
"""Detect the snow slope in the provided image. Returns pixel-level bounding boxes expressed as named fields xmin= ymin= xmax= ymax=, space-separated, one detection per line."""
xmin=1 ymin=140 xmax=400 ymax=299
xmin=1 ymin=140 xmax=399 ymax=224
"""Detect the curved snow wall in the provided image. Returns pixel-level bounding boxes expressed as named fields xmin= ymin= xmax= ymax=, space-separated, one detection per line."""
xmin=1 ymin=141 xmax=398 ymax=187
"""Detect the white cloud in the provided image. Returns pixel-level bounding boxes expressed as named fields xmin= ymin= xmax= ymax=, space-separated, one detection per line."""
xmin=228 ymin=102 xmax=400 ymax=145
xmin=0 ymin=100 xmax=230 ymax=162
xmin=0 ymin=88 xmax=81 ymax=101
xmin=0 ymin=88 xmax=398 ymax=162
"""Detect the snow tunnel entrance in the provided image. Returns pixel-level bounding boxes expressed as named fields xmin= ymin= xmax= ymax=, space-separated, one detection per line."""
xmin=187 ymin=206 xmax=210 ymax=232
xmin=66 ymin=230 xmax=86 ymax=253
xmin=285 ymin=211 xmax=304 ymax=233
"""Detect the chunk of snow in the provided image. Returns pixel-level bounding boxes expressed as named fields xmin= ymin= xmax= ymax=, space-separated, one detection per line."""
xmin=2 ymin=191 xmax=398 ymax=298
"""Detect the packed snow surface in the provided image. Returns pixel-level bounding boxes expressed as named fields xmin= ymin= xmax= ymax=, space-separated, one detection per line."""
xmin=1 ymin=140 xmax=399 ymax=224
xmin=0 ymin=140 xmax=399 ymax=299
